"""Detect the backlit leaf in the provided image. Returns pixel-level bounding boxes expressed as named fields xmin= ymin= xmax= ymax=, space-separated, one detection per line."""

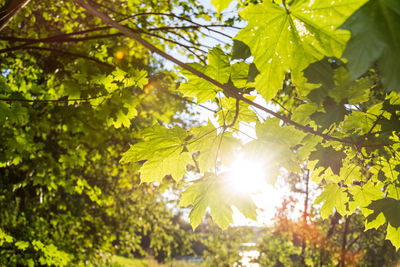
xmin=179 ymin=174 xmax=257 ymax=229
xmin=348 ymin=181 xmax=383 ymax=214
xmin=211 ymin=0 xmax=232 ymax=15
xmin=188 ymin=122 xmax=239 ymax=171
xmin=121 ymin=126 xmax=192 ymax=182
xmin=236 ymin=0 xmax=367 ymax=101
xmin=315 ymin=183 xmax=348 ymax=218
xmin=309 ymin=145 xmax=346 ymax=175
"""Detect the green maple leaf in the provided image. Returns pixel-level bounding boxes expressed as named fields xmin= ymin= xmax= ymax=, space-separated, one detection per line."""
xmin=365 ymin=212 xmax=386 ymax=231
xmin=139 ymin=151 xmax=192 ymax=183
xmin=15 ymin=241 xmax=29 ymax=251
xmin=211 ymin=0 xmax=232 ymax=15
xmin=217 ymin=96 xmax=258 ymax=127
xmin=179 ymin=174 xmax=257 ymax=229
xmin=348 ymin=181 xmax=383 ymax=214
xmin=256 ymin=118 xmax=306 ymax=147
xmin=179 ymin=63 xmax=216 ymax=104
xmin=310 ymin=97 xmax=348 ymax=130
xmin=366 ymin=198 xmax=400 ymax=249
xmin=243 ymin=118 xmax=306 ymax=175
xmin=341 ymin=110 xmax=372 ymax=135
xmin=315 ymin=183 xmax=348 ymax=218
xmin=304 ymin=58 xmax=336 ymax=103
xmin=230 ymin=62 xmax=251 ymax=89
xmin=236 ymin=0 xmax=367 ymax=101
xmin=206 ymin=47 xmax=231 ymax=83
xmin=296 ymin=134 xmax=322 ymax=161
xmin=386 ymin=224 xmax=400 ymax=250
xmin=121 ymin=126 xmax=192 ymax=182
xmin=366 ymin=198 xmax=400 ymax=228
xmin=126 ymin=68 xmax=148 ymax=88
xmin=387 ymin=184 xmax=400 ymax=200
xmin=330 ymin=67 xmax=372 ymax=104
xmin=188 ymin=121 xmax=239 ymax=172
xmin=291 ymin=103 xmax=319 ymax=125
xmin=110 ymin=109 xmax=132 ymax=128
xmin=341 ymin=0 xmax=400 ymax=92
xmin=305 ymin=59 xmax=373 ymax=104
xmin=309 ymin=145 xmax=346 ymax=175
xmin=179 ymin=47 xmax=230 ymax=103
xmin=232 ymin=40 xmax=251 ymax=60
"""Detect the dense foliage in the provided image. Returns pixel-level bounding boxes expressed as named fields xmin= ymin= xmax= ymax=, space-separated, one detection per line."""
xmin=255 ymin=170 xmax=400 ymax=266
xmin=1 ymin=0 xmax=400 ymax=265
xmin=117 ymin=0 xmax=400 ymax=250
xmin=195 ymin=218 xmax=253 ymax=267
xmin=0 ymin=0 xmax=211 ymax=265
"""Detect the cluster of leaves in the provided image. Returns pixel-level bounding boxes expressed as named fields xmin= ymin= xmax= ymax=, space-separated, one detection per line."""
xmin=255 ymin=169 xmax=400 ymax=266
xmin=0 ymin=0 xmax=216 ymax=265
xmin=256 ymin=212 xmax=400 ymax=266
xmin=119 ymin=0 xmax=400 ymax=250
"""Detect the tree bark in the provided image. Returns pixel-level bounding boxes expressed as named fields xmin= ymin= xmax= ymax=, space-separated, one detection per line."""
xmin=339 ymin=216 xmax=350 ymax=267
xmin=300 ymin=169 xmax=310 ymax=265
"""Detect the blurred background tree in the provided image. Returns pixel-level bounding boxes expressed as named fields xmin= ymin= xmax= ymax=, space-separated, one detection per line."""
xmin=255 ymin=168 xmax=400 ymax=267
xmin=0 ymin=0 xmax=219 ymax=265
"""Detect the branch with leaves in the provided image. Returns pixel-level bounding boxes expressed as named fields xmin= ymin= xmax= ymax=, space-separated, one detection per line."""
xmin=73 ymin=0 xmax=388 ymax=149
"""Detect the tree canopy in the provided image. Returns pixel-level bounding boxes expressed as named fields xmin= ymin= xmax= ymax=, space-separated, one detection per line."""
xmin=0 ymin=0 xmax=209 ymax=265
xmin=1 ymin=0 xmax=400 ymax=265
xmin=115 ymin=0 xmax=400 ymax=248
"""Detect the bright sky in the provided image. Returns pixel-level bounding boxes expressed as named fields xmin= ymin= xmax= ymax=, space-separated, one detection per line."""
xmin=226 ymin=146 xmax=289 ymax=226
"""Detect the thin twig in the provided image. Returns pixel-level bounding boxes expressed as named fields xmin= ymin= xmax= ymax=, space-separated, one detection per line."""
xmin=0 ymin=94 xmax=109 ymax=103
xmin=215 ymin=130 xmax=225 ymax=175
xmin=141 ymin=30 xmax=207 ymax=54
xmin=4 ymin=46 xmax=114 ymax=68
xmin=272 ymin=98 xmax=292 ymax=116
xmin=128 ymin=12 xmax=236 ymax=39
xmin=165 ymin=91 xmax=218 ymax=113
xmin=365 ymin=113 xmax=383 ymax=137
xmin=230 ymin=126 xmax=257 ymax=141
xmin=226 ymin=98 xmax=240 ymax=128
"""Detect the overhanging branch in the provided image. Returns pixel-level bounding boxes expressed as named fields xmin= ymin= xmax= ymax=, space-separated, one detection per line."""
xmin=73 ymin=0 xmax=387 ymax=148
xmin=7 ymin=46 xmax=114 ymax=68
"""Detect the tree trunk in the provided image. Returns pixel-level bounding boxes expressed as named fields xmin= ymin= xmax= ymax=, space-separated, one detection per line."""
xmin=339 ymin=216 xmax=350 ymax=267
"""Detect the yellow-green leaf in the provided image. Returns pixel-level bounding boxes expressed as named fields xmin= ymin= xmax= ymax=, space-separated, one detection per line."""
xmin=236 ymin=0 xmax=367 ymax=101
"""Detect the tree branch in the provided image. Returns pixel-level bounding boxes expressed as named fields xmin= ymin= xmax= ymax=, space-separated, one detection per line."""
xmin=226 ymin=98 xmax=240 ymax=128
xmin=0 ymin=25 xmax=219 ymax=46
xmin=0 ymin=33 xmax=122 ymax=45
xmin=0 ymin=94 xmax=109 ymax=103
xmin=339 ymin=215 xmax=350 ymax=267
xmin=364 ymin=113 xmax=383 ymax=137
xmin=165 ymin=91 xmax=218 ymax=113
xmin=272 ymin=98 xmax=292 ymax=116
xmin=5 ymin=46 xmax=114 ymax=68
xmin=74 ymin=0 xmax=387 ymax=148
xmin=346 ymin=233 xmax=361 ymax=250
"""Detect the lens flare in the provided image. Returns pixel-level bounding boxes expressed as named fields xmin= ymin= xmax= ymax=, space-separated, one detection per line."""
xmin=115 ymin=51 xmax=124 ymax=60
xmin=229 ymin=155 xmax=267 ymax=194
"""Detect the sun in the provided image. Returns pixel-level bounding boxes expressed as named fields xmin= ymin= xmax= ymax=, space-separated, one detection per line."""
xmin=227 ymin=154 xmax=284 ymax=225
xmin=228 ymin=155 xmax=268 ymax=194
